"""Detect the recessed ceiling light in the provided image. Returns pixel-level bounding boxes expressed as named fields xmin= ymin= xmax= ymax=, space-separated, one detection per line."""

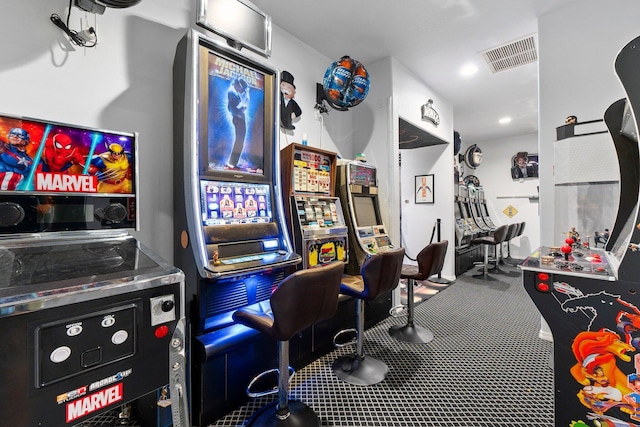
xmin=460 ymin=64 xmax=478 ymax=77
xmin=499 ymin=117 xmax=512 ymax=124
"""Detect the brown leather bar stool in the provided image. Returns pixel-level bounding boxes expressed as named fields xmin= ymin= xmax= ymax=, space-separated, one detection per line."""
xmin=232 ymin=261 xmax=344 ymax=427
xmin=471 ymin=224 xmax=509 ymax=280
xmin=491 ymin=223 xmax=519 ymax=276
xmin=390 ymin=240 xmax=448 ymax=344
xmin=505 ymin=221 xmax=526 ymax=264
xmin=332 ymin=247 xmax=405 ymax=386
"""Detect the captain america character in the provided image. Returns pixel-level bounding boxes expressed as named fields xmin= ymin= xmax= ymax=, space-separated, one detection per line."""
xmin=0 ymin=127 xmax=33 ymax=190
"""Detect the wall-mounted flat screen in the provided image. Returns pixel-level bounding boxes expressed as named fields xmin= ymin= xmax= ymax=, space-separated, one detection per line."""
xmin=353 ymin=195 xmax=379 ymax=227
xmin=200 ymin=180 xmax=272 ymax=226
xmin=0 ymin=113 xmax=135 ymax=196
xmin=198 ymin=41 xmax=275 ymax=181
xmin=197 ymin=0 xmax=272 ymax=58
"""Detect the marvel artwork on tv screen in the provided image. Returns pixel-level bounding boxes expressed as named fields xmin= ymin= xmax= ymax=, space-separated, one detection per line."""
xmin=0 ymin=114 xmax=135 ymax=195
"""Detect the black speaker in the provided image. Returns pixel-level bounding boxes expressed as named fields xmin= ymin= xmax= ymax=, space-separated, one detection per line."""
xmin=95 ymin=203 xmax=127 ymax=223
xmin=0 ymin=202 xmax=25 ymax=227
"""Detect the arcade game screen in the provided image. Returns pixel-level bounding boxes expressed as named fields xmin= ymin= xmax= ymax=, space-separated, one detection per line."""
xmin=201 ymin=49 xmax=266 ymax=176
xmin=353 ymin=195 xmax=379 ymax=227
xmin=200 ymin=180 xmax=272 ymax=226
xmin=349 ymin=163 xmax=376 ymax=186
xmin=0 ymin=114 xmax=135 ymax=195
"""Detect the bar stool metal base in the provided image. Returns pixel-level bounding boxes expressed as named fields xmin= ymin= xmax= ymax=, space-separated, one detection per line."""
xmin=244 ymin=400 xmax=320 ymax=427
xmin=389 ymin=323 xmax=434 ymax=343
xmin=332 ymin=354 xmax=388 ymax=386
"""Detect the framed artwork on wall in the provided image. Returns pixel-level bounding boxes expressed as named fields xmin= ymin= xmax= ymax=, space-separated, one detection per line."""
xmin=415 ymin=174 xmax=434 ymax=204
xmin=511 ymin=151 xmax=539 ymax=179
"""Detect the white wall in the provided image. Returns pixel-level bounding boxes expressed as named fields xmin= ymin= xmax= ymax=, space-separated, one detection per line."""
xmin=538 ymin=0 xmax=640 ymax=246
xmin=356 ymin=57 xmax=456 ymax=278
xmin=0 ymin=0 xmax=349 ymax=264
xmin=469 ymin=132 xmax=540 ymax=259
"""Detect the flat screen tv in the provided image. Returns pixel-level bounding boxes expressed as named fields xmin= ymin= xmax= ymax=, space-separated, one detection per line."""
xmin=0 ymin=113 xmax=135 ymax=196
xmin=197 ymin=37 xmax=276 ymax=182
xmin=197 ymin=0 xmax=272 ymax=58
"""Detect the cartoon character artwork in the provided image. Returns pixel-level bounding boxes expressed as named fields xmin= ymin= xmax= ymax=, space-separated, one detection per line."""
xmin=37 ymin=133 xmax=86 ymax=174
xmin=88 ymin=142 xmax=133 ymax=193
xmin=0 ymin=127 xmax=33 ymax=190
xmin=280 ymin=70 xmax=301 ymax=131
xmin=570 ymin=330 xmax=637 ymax=415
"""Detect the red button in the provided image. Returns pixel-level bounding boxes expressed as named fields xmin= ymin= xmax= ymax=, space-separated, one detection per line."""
xmin=155 ymin=325 xmax=169 ymax=339
xmin=536 ymin=282 xmax=550 ymax=292
xmin=537 ymin=272 xmax=549 ymax=281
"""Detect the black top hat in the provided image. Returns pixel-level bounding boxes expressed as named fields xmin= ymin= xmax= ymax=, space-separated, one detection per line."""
xmin=281 ymin=70 xmax=295 ymax=89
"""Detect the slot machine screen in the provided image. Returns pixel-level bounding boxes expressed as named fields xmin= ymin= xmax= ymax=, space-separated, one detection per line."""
xmin=0 ymin=113 xmax=135 ymax=196
xmin=348 ymin=163 xmax=376 ymax=187
xmin=353 ymin=195 xmax=379 ymax=227
xmin=200 ymin=180 xmax=272 ymax=226
xmin=197 ymin=41 xmax=275 ymax=182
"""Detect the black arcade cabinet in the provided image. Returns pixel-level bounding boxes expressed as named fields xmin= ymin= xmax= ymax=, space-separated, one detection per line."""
xmin=522 ymin=35 xmax=640 ymax=427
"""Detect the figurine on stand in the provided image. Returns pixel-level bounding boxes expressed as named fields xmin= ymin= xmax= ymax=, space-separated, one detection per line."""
xmin=594 ymin=229 xmax=610 ymax=248
xmin=568 ymin=227 xmax=581 ymax=246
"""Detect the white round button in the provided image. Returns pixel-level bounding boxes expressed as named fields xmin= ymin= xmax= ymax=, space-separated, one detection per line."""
xmin=111 ymin=330 xmax=128 ymax=345
xmin=50 ymin=346 xmax=72 ymax=363
xmin=101 ymin=316 xmax=116 ymax=328
xmin=67 ymin=325 xmax=83 ymax=337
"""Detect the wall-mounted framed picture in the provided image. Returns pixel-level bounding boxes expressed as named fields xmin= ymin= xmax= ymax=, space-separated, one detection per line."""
xmin=510 ymin=151 xmax=539 ymax=179
xmin=415 ymin=174 xmax=434 ymax=204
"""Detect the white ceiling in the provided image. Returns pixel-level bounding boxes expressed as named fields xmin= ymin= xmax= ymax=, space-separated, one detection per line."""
xmin=251 ymin=0 xmax=579 ymax=144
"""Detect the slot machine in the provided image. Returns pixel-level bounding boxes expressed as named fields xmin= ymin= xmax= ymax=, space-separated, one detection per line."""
xmin=521 ymin=35 xmax=640 ymax=427
xmin=280 ymin=143 xmax=348 ymax=270
xmin=0 ymin=114 xmax=188 ymax=427
xmin=454 ymin=183 xmax=473 ymax=249
xmin=458 ymin=184 xmax=483 ymax=237
xmin=173 ymin=29 xmax=300 ymax=425
xmin=467 ymin=185 xmax=492 ymax=233
xmin=476 ymin=187 xmax=496 ymax=229
xmin=336 ymin=159 xmax=395 ymax=277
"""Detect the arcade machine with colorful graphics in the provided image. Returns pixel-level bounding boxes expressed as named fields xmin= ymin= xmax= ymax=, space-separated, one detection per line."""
xmin=336 ymin=159 xmax=395 ymax=276
xmin=0 ymin=114 xmax=188 ymax=427
xmin=469 ymin=186 xmax=496 ymax=233
xmin=454 ymin=183 xmax=482 ymax=274
xmin=173 ymin=29 xmax=300 ymax=425
xmin=280 ymin=143 xmax=347 ymax=269
xmin=476 ymin=187 xmax=497 ymax=230
xmin=521 ymin=35 xmax=640 ymax=427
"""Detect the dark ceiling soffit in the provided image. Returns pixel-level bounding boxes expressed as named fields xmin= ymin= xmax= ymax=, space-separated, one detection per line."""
xmin=398 ymin=118 xmax=448 ymax=149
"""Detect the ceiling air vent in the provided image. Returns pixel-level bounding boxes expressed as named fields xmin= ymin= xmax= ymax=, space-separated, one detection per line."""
xmin=480 ymin=35 xmax=537 ymax=73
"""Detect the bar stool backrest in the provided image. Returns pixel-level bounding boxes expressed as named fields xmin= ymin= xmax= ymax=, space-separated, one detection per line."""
xmin=270 ymin=261 xmax=345 ymax=341
xmin=360 ymin=247 xmax=406 ymax=302
xmin=415 ymin=240 xmax=449 ymax=281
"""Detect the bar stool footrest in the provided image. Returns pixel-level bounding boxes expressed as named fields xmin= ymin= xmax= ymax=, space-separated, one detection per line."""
xmin=333 ymin=328 xmax=357 ymax=348
xmin=246 ymin=366 xmax=295 ymax=398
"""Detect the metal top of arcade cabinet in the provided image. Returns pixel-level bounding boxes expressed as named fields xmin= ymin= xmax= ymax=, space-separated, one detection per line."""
xmin=0 ymin=230 xmax=183 ymax=318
